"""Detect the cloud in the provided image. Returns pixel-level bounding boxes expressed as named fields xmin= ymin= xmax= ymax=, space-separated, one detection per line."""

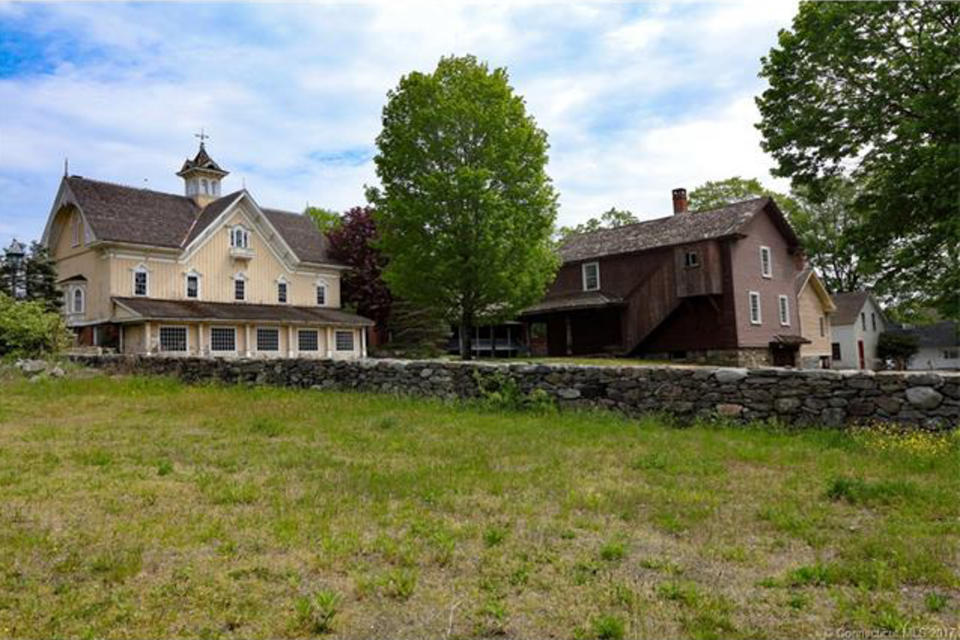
xmin=0 ymin=1 xmax=798 ymax=247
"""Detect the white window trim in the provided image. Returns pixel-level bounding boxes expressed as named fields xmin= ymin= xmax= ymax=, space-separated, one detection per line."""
xmin=335 ymin=329 xmax=355 ymax=352
xmin=132 ymin=264 xmax=149 ymax=297
xmin=297 ymin=328 xmax=320 ymax=352
xmin=256 ymin=326 xmax=281 ymax=353
xmin=749 ymin=291 xmax=762 ymax=325
xmin=778 ymin=295 xmax=790 ymax=326
xmin=71 ymin=286 xmax=85 ymax=314
xmin=232 ymin=272 xmax=248 ymax=301
xmin=315 ymin=282 xmax=328 ymax=307
xmin=158 ymin=325 xmax=189 ymax=353
xmin=581 ymin=262 xmax=600 ymax=292
xmin=276 ymin=275 xmax=289 ymax=304
xmin=760 ymin=246 xmax=772 ymax=278
xmin=185 ymin=269 xmax=202 ymax=300
xmin=209 ymin=325 xmax=238 ymax=355
xmin=229 ymin=225 xmax=250 ymax=249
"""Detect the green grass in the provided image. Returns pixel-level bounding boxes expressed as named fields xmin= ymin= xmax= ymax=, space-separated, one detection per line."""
xmin=0 ymin=372 xmax=958 ymax=638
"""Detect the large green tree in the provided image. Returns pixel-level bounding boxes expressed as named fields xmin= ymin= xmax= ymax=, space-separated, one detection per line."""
xmin=370 ymin=55 xmax=559 ymax=359
xmin=687 ymin=176 xmax=799 ymax=218
xmin=557 ymin=207 xmax=638 ymax=241
xmin=756 ymin=2 xmax=960 ymax=318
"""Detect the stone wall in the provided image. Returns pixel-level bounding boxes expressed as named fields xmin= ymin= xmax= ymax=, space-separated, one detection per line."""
xmin=70 ymin=355 xmax=960 ymax=430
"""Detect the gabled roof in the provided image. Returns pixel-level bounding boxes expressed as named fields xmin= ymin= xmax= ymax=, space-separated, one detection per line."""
xmin=888 ymin=321 xmax=959 ymax=348
xmin=65 ymin=176 xmax=199 ymax=249
xmin=831 ymin=291 xmax=872 ymax=326
xmin=55 ymin=176 xmax=338 ymax=266
xmin=559 ymin=197 xmax=798 ymax=263
xmin=795 ymin=267 xmax=836 ymax=313
xmin=177 ymin=143 xmax=228 ymax=177
xmin=113 ymin=296 xmax=373 ymax=327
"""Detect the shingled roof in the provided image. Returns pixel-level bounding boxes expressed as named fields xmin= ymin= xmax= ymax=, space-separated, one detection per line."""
xmin=888 ymin=321 xmax=959 ymax=348
xmin=62 ymin=176 xmax=337 ymax=265
xmin=177 ymin=143 xmax=228 ymax=177
xmin=113 ymin=297 xmax=373 ymax=326
xmin=558 ymin=197 xmax=797 ymax=263
xmin=831 ymin=291 xmax=871 ymax=326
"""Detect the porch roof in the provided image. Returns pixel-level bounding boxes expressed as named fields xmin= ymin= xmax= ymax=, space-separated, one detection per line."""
xmin=112 ymin=297 xmax=373 ymax=327
xmin=770 ymin=334 xmax=811 ymax=346
xmin=520 ymin=290 xmax=625 ymax=316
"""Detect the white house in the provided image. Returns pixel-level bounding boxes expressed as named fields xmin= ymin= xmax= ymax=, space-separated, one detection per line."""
xmin=830 ymin=291 xmax=887 ymax=370
xmin=888 ymin=321 xmax=959 ymax=371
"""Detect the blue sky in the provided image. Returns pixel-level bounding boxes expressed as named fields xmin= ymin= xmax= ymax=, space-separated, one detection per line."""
xmin=0 ymin=1 xmax=797 ymax=247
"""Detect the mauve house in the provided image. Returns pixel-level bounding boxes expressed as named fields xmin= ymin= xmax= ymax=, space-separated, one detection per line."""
xmin=522 ymin=189 xmax=832 ymax=367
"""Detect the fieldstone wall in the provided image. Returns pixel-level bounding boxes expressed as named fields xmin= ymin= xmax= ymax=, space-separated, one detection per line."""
xmin=70 ymin=355 xmax=959 ymax=430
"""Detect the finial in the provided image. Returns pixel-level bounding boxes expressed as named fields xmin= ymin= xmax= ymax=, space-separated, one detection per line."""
xmin=64 ymin=157 xmax=69 ymax=177
xmin=194 ymin=127 xmax=210 ymax=147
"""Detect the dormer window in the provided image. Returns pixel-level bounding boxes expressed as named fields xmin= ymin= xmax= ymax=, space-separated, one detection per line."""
xmin=133 ymin=266 xmax=148 ymax=297
xmin=582 ymin=262 xmax=600 ymax=291
xmin=231 ymin=227 xmax=249 ymax=249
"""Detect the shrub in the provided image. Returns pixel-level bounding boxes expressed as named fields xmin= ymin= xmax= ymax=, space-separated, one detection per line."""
xmin=591 ymin=614 xmax=625 ymax=640
xmin=599 ymin=540 xmax=626 ymax=562
xmin=0 ymin=292 xmax=70 ymax=358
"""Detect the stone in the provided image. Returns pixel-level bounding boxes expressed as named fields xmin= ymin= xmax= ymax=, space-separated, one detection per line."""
xmin=874 ymin=396 xmax=901 ymax=414
xmin=803 ymin=397 xmax=827 ymax=411
xmin=847 ymin=399 xmax=876 ymax=416
xmin=17 ymin=359 xmax=47 ymax=374
xmin=846 ymin=377 xmax=877 ymax=390
xmin=420 ymin=368 xmax=433 ymax=378
xmin=49 ymin=366 xmax=65 ymax=378
xmin=906 ymin=373 xmax=943 ymax=387
xmin=556 ymin=388 xmax=581 ymax=400
xmin=905 ymin=386 xmax=943 ymax=409
xmin=774 ymin=397 xmax=802 ymax=413
xmin=715 ymin=403 xmax=744 ymax=417
xmin=821 ymin=407 xmax=846 ymax=427
xmin=713 ymin=368 xmax=748 ymax=384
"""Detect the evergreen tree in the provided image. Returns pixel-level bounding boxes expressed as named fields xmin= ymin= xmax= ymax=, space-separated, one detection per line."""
xmin=24 ymin=242 xmax=61 ymax=312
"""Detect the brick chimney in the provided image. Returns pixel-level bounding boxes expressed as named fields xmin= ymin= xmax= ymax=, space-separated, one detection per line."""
xmin=672 ymin=188 xmax=688 ymax=214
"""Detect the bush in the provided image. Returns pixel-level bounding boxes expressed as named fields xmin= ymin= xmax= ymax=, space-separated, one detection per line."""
xmin=0 ymin=292 xmax=70 ymax=358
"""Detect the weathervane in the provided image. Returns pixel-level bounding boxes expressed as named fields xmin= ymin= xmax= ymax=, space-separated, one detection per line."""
xmin=194 ymin=128 xmax=210 ymax=145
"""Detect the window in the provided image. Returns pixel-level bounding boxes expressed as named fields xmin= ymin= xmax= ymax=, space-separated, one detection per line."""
xmin=748 ymin=291 xmax=761 ymax=325
xmin=760 ymin=246 xmax=772 ymax=278
xmin=298 ymin=330 xmax=319 ymax=352
xmin=335 ymin=330 xmax=354 ymax=352
xmin=72 ymin=288 xmax=84 ymax=314
xmin=684 ymin=251 xmax=700 ymax=268
xmin=943 ymin=349 xmax=958 ymax=360
xmin=315 ymin=284 xmax=326 ymax=306
xmin=159 ymin=326 xmax=188 ymax=352
xmin=832 ymin=342 xmax=842 ymax=360
xmin=133 ymin=268 xmax=148 ymax=296
xmin=186 ymin=274 xmax=199 ymax=299
xmin=819 ymin=316 xmax=825 ymax=338
xmin=201 ymin=179 xmax=208 ymax=195
xmin=778 ymin=295 xmax=790 ymax=326
xmin=234 ymin=278 xmax=245 ymax=301
xmin=231 ymin=227 xmax=249 ymax=249
xmin=871 ymin=312 xmax=876 ymax=331
xmin=257 ymin=328 xmax=279 ymax=352
xmin=210 ymin=327 xmax=236 ymax=353
xmin=278 ymin=282 xmax=288 ymax=304
xmin=72 ymin=216 xmax=82 ymax=247
xmin=861 ymin=312 xmax=866 ymax=331
xmin=582 ymin=262 xmax=600 ymax=291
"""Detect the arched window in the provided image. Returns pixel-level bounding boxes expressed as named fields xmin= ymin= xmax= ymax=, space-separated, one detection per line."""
xmin=201 ymin=179 xmax=209 ymax=195
xmin=133 ymin=265 xmax=148 ymax=296
xmin=72 ymin=288 xmax=84 ymax=314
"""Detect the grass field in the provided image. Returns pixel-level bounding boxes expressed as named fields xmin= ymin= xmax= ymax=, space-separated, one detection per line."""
xmin=1 ymin=372 xmax=958 ymax=638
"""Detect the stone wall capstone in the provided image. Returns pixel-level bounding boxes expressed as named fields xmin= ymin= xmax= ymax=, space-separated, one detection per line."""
xmin=69 ymin=355 xmax=960 ymax=430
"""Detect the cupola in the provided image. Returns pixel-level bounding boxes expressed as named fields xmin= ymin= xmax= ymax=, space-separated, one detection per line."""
xmin=177 ymin=131 xmax=228 ymax=207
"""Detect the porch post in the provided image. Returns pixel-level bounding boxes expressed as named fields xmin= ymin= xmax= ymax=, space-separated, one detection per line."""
xmin=198 ymin=323 xmax=205 ymax=357
xmin=360 ymin=326 xmax=367 ymax=358
xmin=326 ymin=327 xmax=334 ymax=358
xmin=565 ymin=315 xmax=573 ymax=356
xmin=288 ymin=325 xmax=295 ymax=358
xmin=144 ymin=321 xmax=152 ymax=354
xmin=245 ymin=325 xmax=252 ymax=357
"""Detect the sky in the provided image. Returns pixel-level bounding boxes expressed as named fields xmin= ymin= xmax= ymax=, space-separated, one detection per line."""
xmin=0 ymin=1 xmax=798 ymax=248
